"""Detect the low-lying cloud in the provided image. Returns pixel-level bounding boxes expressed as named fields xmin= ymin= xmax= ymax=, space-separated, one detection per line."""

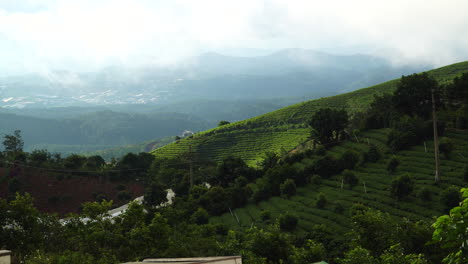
xmin=1 ymin=0 xmax=468 ymax=74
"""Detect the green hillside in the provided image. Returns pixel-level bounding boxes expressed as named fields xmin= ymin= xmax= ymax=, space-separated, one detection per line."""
xmin=153 ymin=61 xmax=468 ymax=165
xmin=210 ymin=128 xmax=468 ymax=234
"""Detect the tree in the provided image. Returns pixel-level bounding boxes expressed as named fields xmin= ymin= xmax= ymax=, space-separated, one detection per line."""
xmin=190 ymin=208 xmax=209 ymax=225
xmin=351 ymin=208 xmax=395 ymax=255
xmin=85 ymin=155 xmax=105 ymax=170
xmin=144 ymin=182 xmax=167 ymax=208
xmin=289 ymin=240 xmax=326 ymax=264
xmin=63 ymin=154 xmax=87 ymax=170
xmin=199 ymin=186 xmax=230 ymax=215
xmin=391 ymin=174 xmax=414 ymax=199
xmin=308 ymin=108 xmax=348 ymax=144
xmin=432 ymin=188 xmax=468 ymax=264
xmin=27 ymin=149 xmax=51 ymax=167
xmin=218 ymin=120 xmax=230 ymax=126
xmin=2 ymin=130 xmax=24 ymax=153
xmin=393 ymin=73 xmax=439 ymax=119
xmin=339 ymin=246 xmax=377 ymax=264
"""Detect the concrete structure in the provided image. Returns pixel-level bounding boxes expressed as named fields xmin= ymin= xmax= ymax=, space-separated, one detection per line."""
xmin=123 ymin=256 xmax=242 ymax=264
xmin=0 ymin=250 xmax=11 ymax=264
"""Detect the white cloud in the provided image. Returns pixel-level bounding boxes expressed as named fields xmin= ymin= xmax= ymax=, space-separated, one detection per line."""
xmin=0 ymin=0 xmax=468 ymax=74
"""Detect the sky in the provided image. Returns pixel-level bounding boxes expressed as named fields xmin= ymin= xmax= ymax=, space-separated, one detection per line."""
xmin=1 ymin=0 xmax=468 ymax=74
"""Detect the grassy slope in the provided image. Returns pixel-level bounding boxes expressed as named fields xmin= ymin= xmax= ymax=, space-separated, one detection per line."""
xmin=210 ymin=129 xmax=468 ymax=234
xmin=153 ymin=61 xmax=468 ymax=166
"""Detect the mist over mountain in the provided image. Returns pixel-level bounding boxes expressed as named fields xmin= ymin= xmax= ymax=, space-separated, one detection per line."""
xmin=0 ymin=49 xmax=429 ymax=109
xmin=0 ymin=49 xmax=431 ymax=155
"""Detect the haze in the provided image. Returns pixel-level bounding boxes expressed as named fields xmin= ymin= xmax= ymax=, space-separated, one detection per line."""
xmin=1 ymin=0 xmax=468 ymax=75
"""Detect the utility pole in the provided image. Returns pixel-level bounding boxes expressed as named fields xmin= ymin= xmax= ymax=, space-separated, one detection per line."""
xmin=432 ymin=88 xmax=440 ymax=183
xmin=189 ymin=144 xmax=194 ymax=188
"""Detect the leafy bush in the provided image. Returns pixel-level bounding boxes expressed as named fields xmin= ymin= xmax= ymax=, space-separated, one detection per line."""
xmin=439 ymin=137 xmax=454 ymax=158
xmin=387 ymin=129 xmax=417 ymax=152
xmin=314 ymin=156 xmax=342 ymax=178
xmin=310 ymin=174 xmax=322 ymax=185
xmin=190 ymin=208 xmax=209 ymax=225
xmin=440 ymin=186 xmax=461 ymax=212
xmin=340 ymin=150 xmax=360 ymax=170
xmin=260 ymin=210 xmax=271 ymax=222
xmin=279 ymin=213 xmax=298 ymax=232
xmin=390 ymin=174 xmax=414 ymax=199
xmin=334 ymin=202 xmax=345 ymax=214
xmin=316 ymin=193 xmax=327 ymax=209
xmin=387 ymin=156 xmax=400 ymax=174
xmin=418 ymin=187 xmax=432 ymax=201
xmin=343 ymin=170 xmax=359 ymax=189
xmin=280 ymin=178 xmax=297 ymax=198
xmin=364 ymin=144 xmax=380 ymax=163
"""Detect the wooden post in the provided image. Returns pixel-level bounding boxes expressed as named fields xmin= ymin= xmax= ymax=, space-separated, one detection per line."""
xmin=424 ymin=141 xmax=427 ymax=153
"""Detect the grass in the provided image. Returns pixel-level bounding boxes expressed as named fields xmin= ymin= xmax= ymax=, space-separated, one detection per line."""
xmin=210 ymin=129 xmax=468 ymax=235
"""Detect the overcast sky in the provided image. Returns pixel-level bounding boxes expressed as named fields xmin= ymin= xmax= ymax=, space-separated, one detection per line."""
xmin=1 ymin=0 xmax=468 ymax=74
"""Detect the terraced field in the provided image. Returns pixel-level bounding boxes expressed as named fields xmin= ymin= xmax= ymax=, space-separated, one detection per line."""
xmin=210 ymin=129 xmax=468 ymax=235
xmin=154 ymin=126 xmax=309 ymax=166
xmin=152 ymin=61 xmax=468 ymax=165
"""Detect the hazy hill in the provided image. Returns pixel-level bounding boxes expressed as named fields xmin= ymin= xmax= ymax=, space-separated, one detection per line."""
xmin=153 ymin=61 xmax=468 ymax=165
xmin=0 ymin=111 xmax=209 ymax=154
xmin=0 ymin=49 xmax=429 ymax=108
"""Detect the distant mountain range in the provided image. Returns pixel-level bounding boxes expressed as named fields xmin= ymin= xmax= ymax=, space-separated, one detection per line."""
xmin=0 ymin=49 xmax=430 ymax=108
xmin=0 ymin=49 xmax=432 ymax=156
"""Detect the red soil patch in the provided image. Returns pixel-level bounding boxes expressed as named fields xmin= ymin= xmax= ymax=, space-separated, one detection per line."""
xmin=0 ymin=167 xmax=145 ymax=215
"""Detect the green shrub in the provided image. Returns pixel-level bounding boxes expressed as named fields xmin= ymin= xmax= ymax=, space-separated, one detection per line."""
xmin=364 ymin=145 xmax=380 ymax=163
xmin=280 ymin=179 xmax=297 ymax=198
xmin=310 ymin=174 xmax=322 ymax=185
xmin=390 ymin=174 xmax=414 ymax=199
xmin=440 ymin=186 xmax=461 ymax=212
xmin=190 ymin=208 xmax=209 ymax=225
xmin=340 ymin=150 xmax=360 ymax=170
xmin=418 ymin=187 xmax=432 ymax=201
xmin=279 ymin=213 xmax=298 ymax=231
xmin=343 ymin=170 xmax=359 ymax=189
xmin=260 ymin=210 xmax=271 ymax=222
xmin=334 ymin=202 xmax=345 ymax=214
xmin=439 ymin=137 xmax=454 ymax=158
xmin=316 ymin=193 xmax=327 ymax=209
xmin=387 ymin=156 xmax=400 ymax=174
